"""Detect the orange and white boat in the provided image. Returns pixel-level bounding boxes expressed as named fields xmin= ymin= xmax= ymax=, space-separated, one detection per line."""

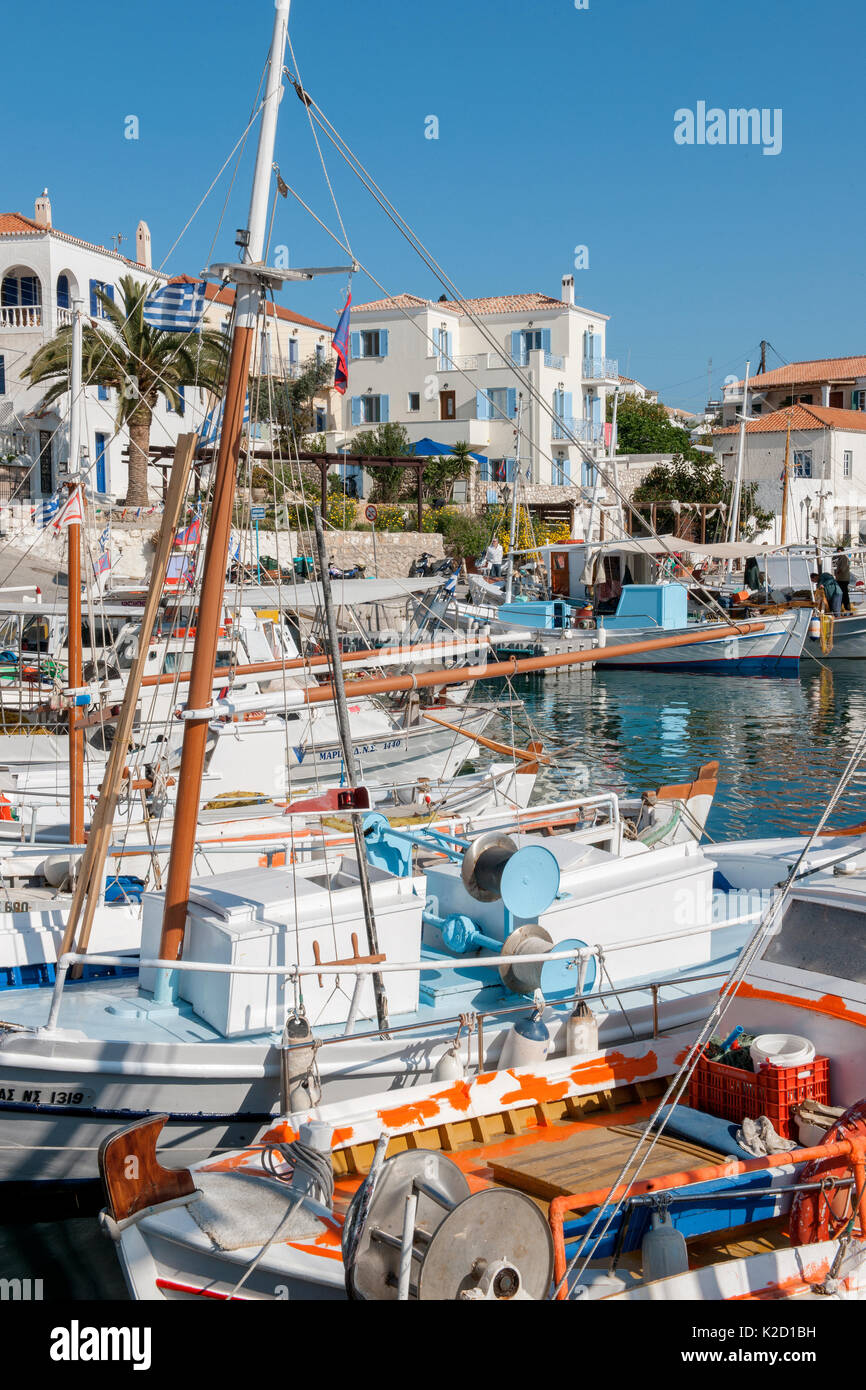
xmin=97 ymin=862 xmax=866 ymax=1301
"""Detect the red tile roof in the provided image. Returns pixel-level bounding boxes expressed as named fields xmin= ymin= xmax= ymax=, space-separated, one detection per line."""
xmin=0 ymin=210 xmax=156 ymax=273
xmin=352 ymin=290 xmax=604 ymax=317
xmin=733 ymin=356 xmax=866 ymax=390
xmin=714 ymin=403 xmax=866 ymax=435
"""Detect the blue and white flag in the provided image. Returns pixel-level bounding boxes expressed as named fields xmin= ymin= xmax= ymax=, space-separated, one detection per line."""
xmin=142 ymin=279 xmax=206 ymax=333
xmin=442 ymin=571 xmax=458 ymax=597
xmin=37 ymin=494 xmax=61 ymax=528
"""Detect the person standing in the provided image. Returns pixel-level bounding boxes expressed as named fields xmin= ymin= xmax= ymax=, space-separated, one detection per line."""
xmin=834 ymin=546 xmax=852 ymax=613
xmin=811 ymin=570 xmax=843 ymax=617
xmin=486 ymin=537 xmax=504 ymax=578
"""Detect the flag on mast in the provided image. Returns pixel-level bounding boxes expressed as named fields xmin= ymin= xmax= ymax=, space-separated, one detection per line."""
xmin=53 ymin=488 xmax=84 ymax=530
xmin=142 ymin=279 xmax=206 ymax=332
xmin=332 ymin=293 xmax=352 ymax=395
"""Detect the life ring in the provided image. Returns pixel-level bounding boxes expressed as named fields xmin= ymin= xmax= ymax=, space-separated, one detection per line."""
xmin=788 ymin=1097 xmax=866 ymax=1245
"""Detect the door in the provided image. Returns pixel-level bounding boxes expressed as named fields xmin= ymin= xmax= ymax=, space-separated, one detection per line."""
xmin=551 ymin=551 xmax=570 ymax=596
xmin=39 ymin=430 xmax=53 ymax=494
xmin=94 ymin=433 xmax=108 ymax=493
xmin=829 ymin=390 xmax=844 ymax=408
xmin=439 ymin=390 xmax=456 ymax=421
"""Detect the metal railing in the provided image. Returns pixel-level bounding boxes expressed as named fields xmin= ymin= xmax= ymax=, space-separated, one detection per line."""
xmin=38 ymin=904 xmax=762 ymax=1036
xmin=551 ymin=416 xmax=606 ymax=444
xmin=582 ymin=357 xmax=618 ymax=380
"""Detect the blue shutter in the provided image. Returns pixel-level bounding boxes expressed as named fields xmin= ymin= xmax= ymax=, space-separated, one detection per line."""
xmin=561 ymin=457 xmax=571 ymax=484
xmin=487 ymin=488 xmax=498 ymax=505
xmin=89 ymin=279 xmax=99 ymax=317
xmin=104 ymin=284 xmax=114 ymax=304
xmin=541 ymin=329 xmax=551 ymax=354
xmin=505 ymin=458 xmax=517 ymax=482
xmin=177 ymin=384 xmax=185 ymax=417
xmin=592 ymin=394 xmax=601 ymax=423
xmin=476 ymin=389 xmax=490 ymax=421
xmin=510 ymin=331 xmax=522 ymax=362
xmin=0 ymin=355 xmax=5 ymax=395
xmin=480 ymin=458 xmax=491 ymax=481
xmin=351 ymin=397 xmax=362 ymax=426
xmin=97 ymin=385 xmax=109 ymax=402
xmin=445 ymin=331 xmax=453 ymax=366
xmin=563 ymin=391 xmax=573 ymax=419
xmin=350 ymin=332 xmax=361 ymax=360
xmin=506 ymin=388 xmax=517 ymax=418
xmin=380 ymin=395 xmax=389 ymax=423
xmin=379 ymin=329 xmax=389 ymax=357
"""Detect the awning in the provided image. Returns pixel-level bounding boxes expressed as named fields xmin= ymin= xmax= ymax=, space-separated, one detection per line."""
xmin=410 ymin=438 xmax=488 ymax=463
xmin=532 ymin=535 xmax=795 ymax=561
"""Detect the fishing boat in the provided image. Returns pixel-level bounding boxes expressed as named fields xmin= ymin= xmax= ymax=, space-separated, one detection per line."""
xmin=98 ymin=847 xmax=866 ymax=1300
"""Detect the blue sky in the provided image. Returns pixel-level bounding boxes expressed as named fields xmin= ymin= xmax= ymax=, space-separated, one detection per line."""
xmin=4 ymin=0 xmax=864 ymax=410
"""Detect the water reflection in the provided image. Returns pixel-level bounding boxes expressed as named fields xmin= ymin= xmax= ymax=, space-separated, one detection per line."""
xmin=493 ymin=667 xmax=866 ymax=840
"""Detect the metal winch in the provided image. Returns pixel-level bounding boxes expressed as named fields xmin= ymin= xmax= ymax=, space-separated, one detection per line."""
xmin=343 ymin=1149 xmax=553 ymax=1300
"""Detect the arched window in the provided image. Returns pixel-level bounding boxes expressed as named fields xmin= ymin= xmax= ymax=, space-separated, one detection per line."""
xmin=57 ymin=275 xmax=70 ymax=309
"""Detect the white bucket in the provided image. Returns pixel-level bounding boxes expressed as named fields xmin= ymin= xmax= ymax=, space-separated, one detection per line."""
xmin=750 ymin=1033 xmax=815 ymax=1069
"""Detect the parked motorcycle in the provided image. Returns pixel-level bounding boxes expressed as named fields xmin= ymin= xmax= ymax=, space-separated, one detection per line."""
xmin=409 ymin=553 xmax=458 ymax=578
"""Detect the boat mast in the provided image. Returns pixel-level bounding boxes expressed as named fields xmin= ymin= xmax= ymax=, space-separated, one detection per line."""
xmin=158 ymin=0 xmax=292 ymax=970
xmin=505 ymin=395 xmax=523 ymax=604
xmin=780 ymin=413 xmax=791 ymax=545
xmin=722 ymin=364 xmax=750 ymax=558
xmin=67 ymin=297 xmax=85 ymax=844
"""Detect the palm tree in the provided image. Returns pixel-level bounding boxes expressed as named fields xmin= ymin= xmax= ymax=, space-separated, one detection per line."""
xmin=25 ymin=274 xmax=227 ymax=505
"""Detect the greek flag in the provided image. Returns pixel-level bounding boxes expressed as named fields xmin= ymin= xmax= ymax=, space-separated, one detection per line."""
xmin=37 ymin=494 xmax=61 ymax=528
xmin=142 ymin=279 xmax=206 ymax=333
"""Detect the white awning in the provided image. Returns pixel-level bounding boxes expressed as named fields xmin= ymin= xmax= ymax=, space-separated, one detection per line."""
xmin=235 ymin=576 xmax=447 ymax=609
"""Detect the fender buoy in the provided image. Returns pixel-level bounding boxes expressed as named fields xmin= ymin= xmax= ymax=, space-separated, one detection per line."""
xmin=788 ymin=1097 xmax=866 ymax=1245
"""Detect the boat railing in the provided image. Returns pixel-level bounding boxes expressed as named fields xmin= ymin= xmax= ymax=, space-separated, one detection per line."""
xmin=39 ymin=901 xmax=762 ymax=1035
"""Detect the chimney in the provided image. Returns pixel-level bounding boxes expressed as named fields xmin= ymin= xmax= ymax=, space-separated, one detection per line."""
xmin=561 ymin=274 xmax=575 ymax=305
xmin=136 ymin=220 xmax=152 ymax=268
xmin=34 ymin=189 xmax=52 ymax=228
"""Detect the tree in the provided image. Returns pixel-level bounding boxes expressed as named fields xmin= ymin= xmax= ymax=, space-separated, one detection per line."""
xmin=608 ymin=393 xmax=702 ymax=460
xmin=420 ymin=441 xmax=474 ymax=503
xmin=633 ymin=454 xmax=774 ymax=541
xmin=256 ymin=354 xmax=334 ymax=441
xmin=25 ymin=275 xmax=227 ymax=505
xmin=349 ymin=421 xmax=416 ymax=502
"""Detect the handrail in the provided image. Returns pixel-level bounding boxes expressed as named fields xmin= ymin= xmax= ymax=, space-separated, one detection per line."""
xmin=549 ymin=1134 xmax=866 ymax=1299
xmin=39 ymin=903 xmax=761 ymax=1031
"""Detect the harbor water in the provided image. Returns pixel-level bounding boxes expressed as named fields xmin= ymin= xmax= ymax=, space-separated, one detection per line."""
xmin=2 ymin=661 xmax=865 ymax=1299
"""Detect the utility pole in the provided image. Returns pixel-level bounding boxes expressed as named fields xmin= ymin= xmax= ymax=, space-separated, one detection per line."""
xmin=759 ymin=340 xmax=768 ymax=375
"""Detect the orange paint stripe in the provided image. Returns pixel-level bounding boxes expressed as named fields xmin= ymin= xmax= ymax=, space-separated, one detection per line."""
xmin=734 ymin=981 xmax=866 ymax=1028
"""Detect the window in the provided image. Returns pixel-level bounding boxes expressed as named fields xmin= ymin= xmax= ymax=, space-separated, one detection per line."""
xmin=793 ymin=450 xmax=812 ymax=478
xmin=436 ymin=327 xmax=453 ymax=369
xmin=56 ymin=275 xmax=70 ymax=310
xmin=97 ymin=385 xmax=109 ymax=402
xmin=357 ymin=329 xmax=388 ymax=358
xmin=315 ymin=343 xmax=325 ymax=365
xmin=0 ymin=355 xmax=5 ymax=395
xmin=844 ymin=450 xmax=853 ymax=479
xmin=288 ymin=338 xmax=299 ymax=365
xmin=165 ymin=386 xmax=185 ymax=416
xmin=480 ymin=458 xmax=491 ymax=482
xmin=408 ymin=392 xmax=420 ymax=412
xmin=351 ymin=395 xmax=389 ymax=425
xmin=581 ymin=460 xmax=596 ymax=488
xmin=315 ymin=407 xmax=326 ymax=432
xmin=761 ymin=897 xmax=866 ymax=984
xmin=487 ymin=388 xmax=510 ymax=419
xmin=553 ymin=455 xmax=570 ymax=485
xmin=89 ymin=279 xmax=114 ymax=319
xmin=853 ymin=390 xmax=866 ymax=412
xmin=510 ymin=328 xmax=551 ymax=364
xmin=796 ymin=394 xmax=813 ymax=405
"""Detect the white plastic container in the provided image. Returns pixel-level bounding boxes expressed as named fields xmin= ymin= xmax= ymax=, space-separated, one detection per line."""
xmin=750 ymin=1033 xmax=815 ymax=1069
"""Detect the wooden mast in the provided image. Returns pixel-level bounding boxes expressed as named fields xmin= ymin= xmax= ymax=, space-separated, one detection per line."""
xmin=780 ymin=413 xmax=792 ymax=545
xmin=67 ymin=297 xmax=85 ymax=845
xmin=157 ymin=0 xmax=292 ymax=972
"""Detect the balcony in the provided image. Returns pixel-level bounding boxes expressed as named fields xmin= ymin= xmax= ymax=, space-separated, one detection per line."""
xmin=551 ymin=417 xmax=606 ymax=445
xmin=0 ymin=305 xmax=42 ymax=329
xmin=582 ymin=356 xmax=618 ymax=383
xmin=56 ymin=307 xmax=74 ymax=328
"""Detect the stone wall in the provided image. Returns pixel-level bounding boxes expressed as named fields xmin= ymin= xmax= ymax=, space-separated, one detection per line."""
xmin=237 ymin=529 xmax=444 ymax=580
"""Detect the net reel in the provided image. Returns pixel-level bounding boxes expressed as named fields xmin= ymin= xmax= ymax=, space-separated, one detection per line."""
xmin=343 ymin=1149 xmax=554 ymax=1301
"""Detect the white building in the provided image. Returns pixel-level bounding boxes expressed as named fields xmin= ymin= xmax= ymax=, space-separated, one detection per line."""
xmin=0 ymin=192 xmax=336 ymax=502
xmin=712 ymin=403 xmax=866 ymax=544
xmin=617 ymin=374 xmax=658 ymax=403
xmin=331 ymin=275 xmax=617 ymax=497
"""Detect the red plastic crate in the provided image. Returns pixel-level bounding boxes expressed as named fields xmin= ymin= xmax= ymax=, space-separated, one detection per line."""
xmin=689 ymin=1055 xmax=830 ymax=1140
